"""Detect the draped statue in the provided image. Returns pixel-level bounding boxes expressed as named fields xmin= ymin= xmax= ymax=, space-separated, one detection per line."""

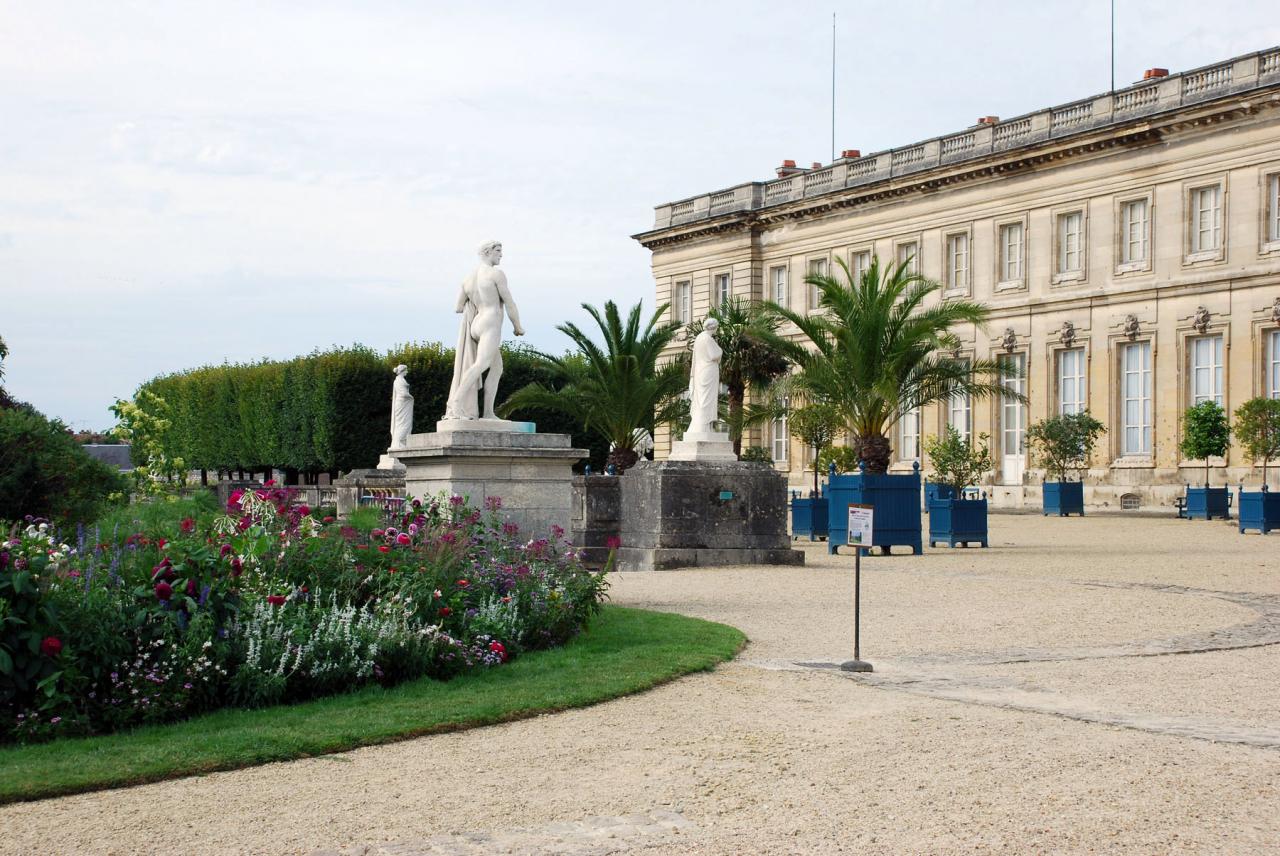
xmin=444 ymin=240 xmax=525 ymax=421
xmin=389 ymin=364 xmax=413 ymax=448
xmin=686 ymin=317 xmax=722 ymax=437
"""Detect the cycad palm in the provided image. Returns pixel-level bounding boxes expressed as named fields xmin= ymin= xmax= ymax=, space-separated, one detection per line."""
xmin=499 ymin=300 xmax=687 ymax=473
xmin=762 ymin=255 xmax=1016 ymax=474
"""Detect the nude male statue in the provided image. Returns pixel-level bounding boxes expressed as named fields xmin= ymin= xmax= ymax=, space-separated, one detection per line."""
xmin=444 ymin=240 xmax=525 ymax=420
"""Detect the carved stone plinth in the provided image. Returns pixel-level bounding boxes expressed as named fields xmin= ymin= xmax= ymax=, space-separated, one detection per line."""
xmin=616 ymin=459 xmax=803 ymax=571
xmin=394 ymin=429 xmax=586 ymax=539
xmin=571 ymin=474 xmax=621 ymax=567
xmin=669 ymin=430 xmax=737 ymax=462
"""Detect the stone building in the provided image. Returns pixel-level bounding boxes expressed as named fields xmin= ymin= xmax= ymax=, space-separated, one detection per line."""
xmin=633 ymin=48 xmax=1280 ymax=510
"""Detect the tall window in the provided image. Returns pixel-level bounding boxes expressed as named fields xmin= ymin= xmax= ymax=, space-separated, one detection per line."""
xmin=1057 ymin=211 xmax=1083 ymax=274
xmin=1191 ymin=184 xmax=1222 ymax=254
xmin=676 ymin=281 xmax=691 ymax=324
xmin=1189 ymin=335 xmax=1224 ymax=405
xmin=850 ymin=250 xmax=871 ymax=285
xmin=1058 ymin=348 xmax=1086 ymax=415
xmin=771 ymin=266 xmax=787 ymax=306
xmin=898 ymin=408 xmax=920 ymax=461
xmin=946 ymin=233 xmax=969 ymax=291
xmin=999 ymin=222 xmax=1024 ymax=283
xmin=948 ymin=359 xmax=971 ymax=440
xmin=897 ymin=241 xmax=918 ymax=275
xmin=1121 ymin=341 xmax=1152 ymax=456
xmin=999 ymin=354 xmax=1027 ymax=483
xmin=808 ymin=258 xmax=827 ymax=311
xmin=771 ymin=410 xmax=788 ymax=462
xmin=714 ymin=272 xmax=731 ymax=306
xmin=1121 ymin=199 xmax=1150 ymax=265
xmin=1269 ymin=174 xmax=1280 ymax=244
xmin=1270 ymin=330 xmax=1280 ymax=399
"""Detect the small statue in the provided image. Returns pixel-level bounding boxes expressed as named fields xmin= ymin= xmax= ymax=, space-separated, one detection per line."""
xmin=390 ymin=364 xmax=413 ymax=448
xmin=444 ymin=240 xmax=525 ymax=421
xmin=686 ymin=317 xmax=723 ymax=436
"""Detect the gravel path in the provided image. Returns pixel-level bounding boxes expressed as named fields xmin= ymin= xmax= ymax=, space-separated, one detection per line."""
xmin=3 ymin=515 xmax=1279 ymax=855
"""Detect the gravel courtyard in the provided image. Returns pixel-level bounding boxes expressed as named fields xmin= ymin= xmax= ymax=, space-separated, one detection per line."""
xmin=3 ymin=515 xmax=1279 ymax=855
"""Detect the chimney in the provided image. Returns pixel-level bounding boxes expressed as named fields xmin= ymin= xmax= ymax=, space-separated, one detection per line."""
xmin=1142 ymin=67 xmax=1169 ymax=80
xmin=811 ymin=161 xmax=822 ymax=170
xmin=977 ymin=116 xmax=999 ymax=126
xmin=775 ymin=159 xmax=807 ymax=178
xmin=840 ymin=149 xmax=861 ymax=159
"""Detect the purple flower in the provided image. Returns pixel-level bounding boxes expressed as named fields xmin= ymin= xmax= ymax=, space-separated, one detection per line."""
xmin=449 ymin=494 xmax=465 ymax=507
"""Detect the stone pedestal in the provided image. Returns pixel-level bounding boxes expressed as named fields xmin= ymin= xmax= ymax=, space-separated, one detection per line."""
xmin=571 ymin=474 xmax=621 ymax=567
xmin=617 ymin=459 xmax=804 ymax=571
xmin=669 ymin=430 xmax=736 ymax=462
xmin=394 ymin=428 xmax=586 ymax=539
xmin=335 ymin=469 xmax=407 ymax=518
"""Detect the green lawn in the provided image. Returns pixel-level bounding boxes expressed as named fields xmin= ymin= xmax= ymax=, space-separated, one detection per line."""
xmin=0 ymin=606 xmax=745 ymax=804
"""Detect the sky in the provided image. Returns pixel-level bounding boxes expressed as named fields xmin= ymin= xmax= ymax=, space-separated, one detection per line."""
xmin=2 ymin=0 xmax=1277 ymax=429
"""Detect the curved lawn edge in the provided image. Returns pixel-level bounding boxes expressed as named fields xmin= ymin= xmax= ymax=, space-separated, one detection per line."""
xmin=0 ymin=605 xmax=746 ymax=805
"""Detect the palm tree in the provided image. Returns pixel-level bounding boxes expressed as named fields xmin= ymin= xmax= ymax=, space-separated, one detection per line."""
xmin=761 ymin=255 xmax=1017 ymax=474
xmin=686 ymin=297 xmax=791 ymax=455
xmin=499 ymin=300 xmax=687 ymax=473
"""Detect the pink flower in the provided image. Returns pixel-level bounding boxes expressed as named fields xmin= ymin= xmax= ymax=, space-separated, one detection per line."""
xmin=606 ymin=535 xmax=622 ymax=550
xmin=378 ymin=545 xmax=390 ymax=553
xmin=456 ymin=579 xmax=469 ymax=588
xmin=322 ymin=515 xmax=335 ymax=524
xmin=484 ymin=496 xmax=502 ymax=511
xmin=448 ymin=494 xmax=465 ymax=506
xmin=551 ymin=524 xmax=565 ymax=540
xmin=154 ymin=581 xmax=173 ymax=601
xmin=371 ymin=529 xmax=385 ymax=539
xmin=219 ymin=544 xmax=233 ymax=558
xmin=40 ymin=636 xmax=62 ymax=657
xmin=266 ymin=594 xmax=286 ymax=606
xmin=230 ymin=557 xmax=243 ymax=577
xmin=488 ymin=641 xmax=508 ymax=662
xmin=396 ymin=533 xmax=411 ymax=546
xmin=179 ymin=517 xmax=195 ymax=533
xmin=297 ymin=505 xmax=310 ymax=516
xmin=264 ymin=479 xmax=276 ymax=487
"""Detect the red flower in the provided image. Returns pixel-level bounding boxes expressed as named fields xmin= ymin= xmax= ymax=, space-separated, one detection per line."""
xmin=40 ymin=636 xmax=62 ymax=658
xmin=605 ymin=535 xmax=622 ymax=550
xmin=456 ymin=579 xmax=469 ymax=587
xmin=266 ymin=594 xmax=286 ymax=606
xmin=180 ymin=517 xmax=195 ymax=533
xmin=157 ymin=538 xmax=167 ymax=550
xmin=371 ymin=529 xmax=385 ymax=539
xmin=438 ymin=606 xmax=452 ymax=617
xmin=154 ymin=581 xmax=173 ymax=601
xmin=186 ymin=579 xmax=198 ymax=596
xmin=297 ymin=505 xmax=310 ymax=516
xmin=355 ymin=544 xmax=369 ymax=550
xmin=488 ymin=640 xmax=508 ymax=662
xmin=230 ymin=557 xmax=243 ymax=577
xmin=396 ymin=533 xmax=411 ymax=546
xmin=264 ymin=479 xmax=276 ymax=487
xmin=378 ymin=545 xmax=390 ymax=553
xmin=322 ymin=516 xmax=335 ymax=524
xmin=219 ymin=544 xmax=233 ymax=558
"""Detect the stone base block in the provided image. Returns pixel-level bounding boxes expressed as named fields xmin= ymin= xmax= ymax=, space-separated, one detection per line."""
xmin=669 ymin=431 xmax=736 ymax=462
xmin=571 ymin=475 xmax=621 ymax=567
xmin=395 ymin=430 xmax=586 ymax=538
xmin=376 ymin=453 xmax=406 ymax=474
xmin=617 ymin=546 xmax=804 ymax=572
xmin=617 ymin=459 xmax=802 ymax=571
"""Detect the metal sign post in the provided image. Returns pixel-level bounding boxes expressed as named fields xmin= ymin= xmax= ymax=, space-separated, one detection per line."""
xmin=841 ymin=503 xmax=874 ymax=673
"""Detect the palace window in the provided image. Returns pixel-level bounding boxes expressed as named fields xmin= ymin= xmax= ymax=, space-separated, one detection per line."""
xmin=1268 ymin=173 xmax=1280 ymax=245
xmin=714 ymin=272 xmax=731 ymax=307
xmin=897 ymin=241 xmax=918 ymax=275
xmin=771 ymin=408 xmax=789 ymax=462
xmin=676 ymin=280 xmax=691 ymax=324
xmin=1120 ymin=341 xmax=1152 ymax=456
xmin=999 ymin=222 xmax=1024 ymax=283
xmin=1058 ymin=348 xmax=1086 ymax=415
xmin=771 ymin=266 xmax=787 ymax=306
xmin=1120 ymin=198 xmax=1150 ymax=265
xmin=1190 ymin=184 xmax=1222 ymax=254
xmin=1189 ymin=334 xmax=1224 ymax=406
xmin=948 ymin=360 xmax=971 ymax=440
xmin=946 ymin=233 xmax=969 ymax=292
xmin=850 ymin=250 xmax=871 ymax=285
xmin=898 ymin=407 xmax=920 ymax=461
xmin=1057 ymin=211 xmax=1084 ymax=274
xmin=808 ymin=258 xmax=827 ymax=311
xmin=1269 ymin=330 xmax=1280 ymax=399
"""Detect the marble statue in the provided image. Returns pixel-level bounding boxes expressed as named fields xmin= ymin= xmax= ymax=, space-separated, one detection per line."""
xmin=686 ymin=317 xmax=722 ymax=436
xmin=389 ymin=364 xmax=413 ymax=448
xmin=444 ymin=240 xmax=525 ymax=421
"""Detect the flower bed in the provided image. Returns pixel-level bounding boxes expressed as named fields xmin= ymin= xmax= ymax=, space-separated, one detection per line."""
xmin=0 ymin=487 xmax=607 ymax=744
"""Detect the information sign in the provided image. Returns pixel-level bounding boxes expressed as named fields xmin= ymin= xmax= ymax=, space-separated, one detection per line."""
xmin=846 ymin=503 xmax=874 ymax=548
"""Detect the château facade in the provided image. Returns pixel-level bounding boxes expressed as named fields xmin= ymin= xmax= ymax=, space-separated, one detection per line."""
xmin=633 ymin=48 xmax=1280 ymax=509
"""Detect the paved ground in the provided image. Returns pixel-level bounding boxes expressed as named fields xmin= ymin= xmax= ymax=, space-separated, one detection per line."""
xmin=3 ymin=515 xmax=1279 ymax=855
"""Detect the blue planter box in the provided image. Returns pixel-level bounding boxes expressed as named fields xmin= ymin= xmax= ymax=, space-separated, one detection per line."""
xmin=790 ymin=494 xmax=829 ymax=541
xmin=1238 ymin=487 xmax=1280 ymax=534
xmin=1185 ymin=485 xmax=1230 ymax=520
xmin=827 ymin=468 xmax=923 ymax=555
xmin=924 ymin=482 xmax=956 ymax=513
xmin=1043 ymin=481 xmax=1084 ymax=516
xmin=928 ymin=497 xmax=988 ymax=548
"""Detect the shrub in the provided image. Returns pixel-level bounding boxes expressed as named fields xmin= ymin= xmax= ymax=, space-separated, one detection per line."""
xmin=923 ymin=427 xmax=993 ymax=494
xmin=0 ymin=407 xmax=125 ymax=526
xmin=1027 ymin=411 xmax=1106 ymax=482
xmin=1179 ymin=401 xmax=1231 ymax=487
xmin=740 ymin=446 xmax=773 ymax=464
xmin=1233 ymin=397 xmax=1280 ymax=484
xmin=817 ymin=445 xmax=862 ymax=474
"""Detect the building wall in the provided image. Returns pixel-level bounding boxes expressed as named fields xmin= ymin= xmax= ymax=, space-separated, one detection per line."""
xmin=643 ymin=95 xmax=1280 ymax=510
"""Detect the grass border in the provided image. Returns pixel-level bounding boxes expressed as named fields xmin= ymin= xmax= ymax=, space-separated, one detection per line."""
xmin=0 ymin=606 xmax=745 ymax=804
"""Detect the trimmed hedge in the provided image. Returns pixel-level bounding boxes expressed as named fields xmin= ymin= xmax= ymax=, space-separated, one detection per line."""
xmin=133 ymin=344 xmax=607 ymax=478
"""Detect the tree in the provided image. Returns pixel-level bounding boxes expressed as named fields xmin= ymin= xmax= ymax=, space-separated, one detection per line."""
xmin=1234 ymin=397 xmax=1280 ymax=485
xmin=786 ymin=401 xmax=845 ymax=495
xmin=761 ymin=255 xmax=1016 ymax=474
xmin=923 ymin=426 xmax=993 ymax=494
xmin=1026 ymin=412 xmax=1105 ymax=482
xmin=1180 ymin=401 xmax=1231 ymax=487
xmin=0 ymin=406 xmax=124 ymax=525
xmin=686 ymin=298 xmax=790 ymax=454
xmin=500 ymin=300 xmax=687 ymax=473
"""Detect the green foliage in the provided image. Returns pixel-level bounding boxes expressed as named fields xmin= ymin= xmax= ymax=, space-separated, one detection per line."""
xmin=1180 ymin=401 xmax=1231 ymax=486
xmin=499 ymin=301 xmax=686 ymax=472
xmin=1233 ymin=397 xmax=1280 ymax=482
xmin=923 ymin=427 xmax=993 ymax=493
xmin=0 ymin=408 xmax=124 ymax=526
xmin=817 ymin=445 xmax=862 ymax=474
xmin=787 ymin=401 xmax=845 ymax=493
xmin=1026 ymin=411 xmax=1106 ymax=482
xmin=761 ymin=255 xmax=1013 ymax=473
xmin=739 ymin=446 xmax=774 ymax=464
xmin=687 ymin=298 xmax=791 ymax=452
